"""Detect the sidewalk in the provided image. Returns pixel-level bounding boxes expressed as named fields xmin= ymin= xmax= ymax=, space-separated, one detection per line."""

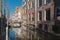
xmin=6 ymin=27 xmax=8 ymax=40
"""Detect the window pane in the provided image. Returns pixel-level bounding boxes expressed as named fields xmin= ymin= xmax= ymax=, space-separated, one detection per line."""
xmin=32 ymin=13 xmax=35 ymax=21
xmin=29 ymin=14 xmax=31 ymax=21
xmin=28 ymin=4 xmax=30 ymax=10
xmin=32 ymin=1 xmax=35 ymax=8
xmin=39 ymin=11 xmax=42 ymax=20
xmin=39 ymin=0 xmax=42 ymax=7
xmin=46 ymin=0 xmax=51 ymax=4
xmin=46 ymin=9 xmax=50 ymax=21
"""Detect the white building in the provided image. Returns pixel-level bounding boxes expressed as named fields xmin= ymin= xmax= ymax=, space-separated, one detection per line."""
xmin=9 ymin=7 xmax=22 ymax=27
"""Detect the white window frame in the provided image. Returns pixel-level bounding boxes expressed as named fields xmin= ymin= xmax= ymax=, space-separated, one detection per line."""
xmin=31 ymin=2 xmax=32 ymax=8
xmin=38 ymin=12 xmax=40 ymax=21
xmin=44 ymin=0 xmax=46 ymax=4
xmin=38 ymin=0 xmax=39 ymax=7
xmin=28 ymin=4 xmax=29 ymax=10
xmin=25 ymin=7 xmax=26 ymax=13
xmin=31 ymin=13 xmax=32 ymax=21
xmin=44 ymin=10 xmax=46 ymax=21
xmin=28 ymin=14 xmax=29 ymax=21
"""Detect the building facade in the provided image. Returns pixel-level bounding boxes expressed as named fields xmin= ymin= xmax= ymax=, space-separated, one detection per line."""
xmin=22 ymin=0 xmax=60 ymax=40
xmin=9 ymin=7 xmax=22 ymax=27
xmin=22 ymin=0 xmax=28 ymax=39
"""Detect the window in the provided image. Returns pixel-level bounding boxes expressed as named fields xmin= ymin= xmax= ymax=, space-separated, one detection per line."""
xmin=16 ymin=10 xmax=18 ymax=13
xmin=46 ymin=9 xmax=50 ymax=21
xmin=38 ymin=0 xmax=42 ymax=7
xmin=46 ymin=0 xmax=51 ymax=4
xmin=29 ymin=14 xmax=31 ymax=21
xmin=25 ymin=7 xmax=26 ymax=13
xmin=39 ymin=11 xmax=42 ymax=21
xmin=31 ymin=1 xmax=35 ymax=8
xmin=32 ymin=13 xmax=35 ymax=21
xmin=44 ymin=10 xmax=46 ymax=21
xmin=44 ymin=0 xmax=46 ymax=4
xmin=44 ymin=24 xmax=48 ymax=32
xmin=28 ymin=4 xmax=30 ymax=10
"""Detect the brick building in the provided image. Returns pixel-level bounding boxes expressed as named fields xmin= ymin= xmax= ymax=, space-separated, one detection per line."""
xmin=22 ymin=0 xmax=60 ymax=40
xmin=22 ymin=0 xmax=27 ymax=39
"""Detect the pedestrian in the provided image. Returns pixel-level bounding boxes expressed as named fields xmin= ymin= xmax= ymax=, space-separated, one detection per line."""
xmin=8 ymin=25 xmax=15 ymax=40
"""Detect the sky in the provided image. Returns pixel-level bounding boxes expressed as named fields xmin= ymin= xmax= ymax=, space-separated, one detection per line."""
xmin=2 ymin=0 xmax=22 ymax=16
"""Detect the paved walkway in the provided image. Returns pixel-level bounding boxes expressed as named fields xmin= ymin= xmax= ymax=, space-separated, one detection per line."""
xmin=6 ymin=27 xmax=8 ymax=40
